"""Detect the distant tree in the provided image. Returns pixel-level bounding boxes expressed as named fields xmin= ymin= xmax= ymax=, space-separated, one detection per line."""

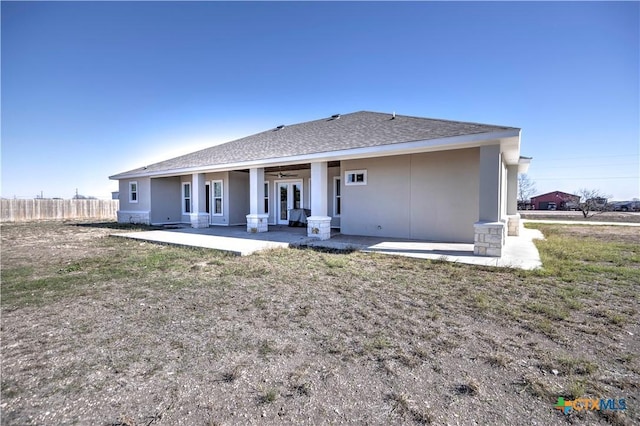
xmin=576 ymin=188 xmax=610 ymax=218
xmin=517 ymin=174 xmax=537 ymax=204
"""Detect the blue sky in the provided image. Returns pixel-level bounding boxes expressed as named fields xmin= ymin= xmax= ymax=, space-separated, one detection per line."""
xmin=2 ymin=1 xmax=638 ymax=200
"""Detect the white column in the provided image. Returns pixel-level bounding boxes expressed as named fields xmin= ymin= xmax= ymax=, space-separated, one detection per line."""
xmin=246 ymin=167 xmax=268 ymax=232
xmin=475 ymin=145 xmax=504 ymax=256
xmin=190 ymin=173 xmax=209 ymax=228
xmin=506 ymin=165 xmax=518 ymax=215
xmin=249 ymin=167 xmax=265 ymax=214
xmin=310 ymin=162 xmax=328 ymax=216
xmin=506 ymin=165 xmax=520 ymax=236
xmin=478 ymin=145 xmax=501 ymax=222
xmin=307 ymin=161 xmax=331 ymax=240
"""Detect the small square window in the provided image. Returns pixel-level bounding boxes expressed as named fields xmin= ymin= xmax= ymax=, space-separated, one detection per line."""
xmin=345 ymin=170 xmax=367 ymax=186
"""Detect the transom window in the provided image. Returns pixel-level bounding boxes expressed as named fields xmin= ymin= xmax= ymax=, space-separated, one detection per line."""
xmin=345 ymin=170 xmax=367 ymax=186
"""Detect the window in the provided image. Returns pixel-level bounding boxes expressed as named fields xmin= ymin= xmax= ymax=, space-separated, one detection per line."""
xmin=205 ymin=183 xmax=210 ymax=214
xmin=183 ymin=183 xmax=191 ymax=213
xmin=334 ymin=177 xmax=341 ymax=216
xmin=264 ymin=182 xmax=269 ymax=214
xmin=129 ymin=181 xmax=138 ymax=203
xmin=212 ymin=180 xmax=223 ymax=215
xmin=345 ymin=170 xmax=367 ymax=186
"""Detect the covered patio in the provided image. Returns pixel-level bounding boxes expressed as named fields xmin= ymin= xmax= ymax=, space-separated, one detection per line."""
xmin=114 ymin=224 xmax=543 ymax=269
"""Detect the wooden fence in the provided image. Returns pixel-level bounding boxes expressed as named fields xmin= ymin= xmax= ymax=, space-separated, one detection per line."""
xmin=1 ymin=199 xmax=119 ymax=223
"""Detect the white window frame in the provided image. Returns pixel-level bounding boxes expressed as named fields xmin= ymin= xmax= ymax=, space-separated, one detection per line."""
xmin=129 ymin=181 xmax=138 ymax=203
xmin=182 ymin=182 xmax=191 ymax=214
xmin=212 ymin=180 xmax=223 ymax=216
xmin=333 ymin=176 xmax=341 ymax=217
xmin=264 ymin=181 xmax=269 ymax=214
xmin=345 ymin=169 xmax=367 ymax=186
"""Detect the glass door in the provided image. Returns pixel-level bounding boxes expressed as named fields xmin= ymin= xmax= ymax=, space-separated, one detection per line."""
xmin=278 ymin=183 xmax=289 ymax=224
xmin=276 ymin=181 xmax=303 ymax=225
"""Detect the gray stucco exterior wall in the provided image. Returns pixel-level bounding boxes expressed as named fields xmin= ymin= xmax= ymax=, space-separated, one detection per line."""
xmin=116 ymin=177 xmax=151 ymax=224
xmin=150 ymin=177 xmax=181 ymax=224
xmin=341 ymin=148 xmax=480 ymax=243
xmin=119 ymin=177 xmax=151 ymax=212
xmin=229 ymin=171 xmax=250 ymax=225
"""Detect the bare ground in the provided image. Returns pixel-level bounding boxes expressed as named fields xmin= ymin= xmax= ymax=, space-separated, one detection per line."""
xmin=1 ymin=221 xmax=639 ymax=425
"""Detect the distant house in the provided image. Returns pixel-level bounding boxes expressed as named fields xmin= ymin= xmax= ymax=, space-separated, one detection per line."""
xmin=531 ymin=191 xmax=580 ymax=210
xmin=109 ymin=111 xmax=530 ymax=257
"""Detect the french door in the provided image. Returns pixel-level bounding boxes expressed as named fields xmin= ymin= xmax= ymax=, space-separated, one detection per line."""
xmin=276 ymin=181 xmax=303 ymax=225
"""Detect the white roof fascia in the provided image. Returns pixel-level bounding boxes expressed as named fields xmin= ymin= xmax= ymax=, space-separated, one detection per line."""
xmin=518 ymin=156 xmax=532 ymax=173
xmin=109 ymin=129 xmax=521 ymax=180
xmin=499 ymin=130 xmax=523 ymax=165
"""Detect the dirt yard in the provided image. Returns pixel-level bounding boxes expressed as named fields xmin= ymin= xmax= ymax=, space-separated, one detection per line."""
xmin=1 ymin=221 xmax=638 ymax=425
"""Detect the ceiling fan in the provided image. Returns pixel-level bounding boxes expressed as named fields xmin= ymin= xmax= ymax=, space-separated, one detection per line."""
xmin=267 ymin=172 xmax=298 ymax=178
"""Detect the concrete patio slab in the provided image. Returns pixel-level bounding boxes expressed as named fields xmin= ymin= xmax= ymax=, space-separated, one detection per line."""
xmin=114 ymin=223 xmax=544 ymax=270
xmin=303 ymin=226 xmax=544 ymax=270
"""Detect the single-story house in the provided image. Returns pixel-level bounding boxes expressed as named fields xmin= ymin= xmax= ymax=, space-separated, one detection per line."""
xmin=109 ymin=111 xmax=531 ymax=256
xmin=531 ymin=191 xmax=580 ymax=210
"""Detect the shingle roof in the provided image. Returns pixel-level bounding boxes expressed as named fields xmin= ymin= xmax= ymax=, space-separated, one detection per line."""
xmin=110 ymin=111 xmax=518 ymax=178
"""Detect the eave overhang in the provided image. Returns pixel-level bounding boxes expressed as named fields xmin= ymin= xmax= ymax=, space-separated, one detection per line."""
xmin=518 ymin=156 xmax=532 ymax=173
xmin=109 ymin=128 xmax=522 ymax=180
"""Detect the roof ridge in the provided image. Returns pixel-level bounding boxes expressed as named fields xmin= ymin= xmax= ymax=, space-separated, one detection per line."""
xmin=110 ymin=110 xmax=520 ymax=179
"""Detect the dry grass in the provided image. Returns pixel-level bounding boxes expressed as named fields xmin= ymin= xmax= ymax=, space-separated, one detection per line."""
xmin=1 ymin=221 xmax=638 ymax=425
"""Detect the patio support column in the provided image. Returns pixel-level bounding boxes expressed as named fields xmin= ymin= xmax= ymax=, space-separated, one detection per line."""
xmin=190 ymin=173 xmax=209 ymax=228
xmin=506 ymin=165 xmax=520 ymax=236
xmin=246 ymin=167 xmax=268 ymax=233
xmin=308 ymin=161 xmax=331 ymax=240
xmin=474 ymin=145 xmax=505 ymax=256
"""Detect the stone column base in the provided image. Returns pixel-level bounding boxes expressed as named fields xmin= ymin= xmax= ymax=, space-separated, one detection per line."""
xmin=474 ymin=221 xmax=505 ymax=257
xmin=307 ymin=216 xmax=331 ymax=240
xmin=190 ymin=213 xmax=210 ymax=228
xmin=507 ymin=214 xmax=521 ymax=236
xmin=246 ymin=214 xmax=269 ymax=233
